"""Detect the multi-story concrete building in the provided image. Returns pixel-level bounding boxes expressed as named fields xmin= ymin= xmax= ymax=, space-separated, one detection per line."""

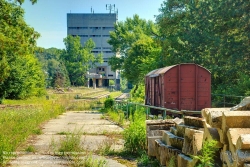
xmin=67 ymin=12 xmax=119 ymax=88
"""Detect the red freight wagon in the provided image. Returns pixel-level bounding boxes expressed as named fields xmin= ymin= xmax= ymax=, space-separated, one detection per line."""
xmin=145 ymin=64 xmax=211 ymax=115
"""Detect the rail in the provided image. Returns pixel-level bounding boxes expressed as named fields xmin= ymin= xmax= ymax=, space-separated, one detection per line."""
xmin=114 ymin=100 xmax=201 ymax=119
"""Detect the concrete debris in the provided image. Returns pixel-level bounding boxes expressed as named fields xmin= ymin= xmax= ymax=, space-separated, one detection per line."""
xmin=230 ymin=97 xmax=250 ymax=111
xmin=146 ymin=106 xmax=250 ymax=167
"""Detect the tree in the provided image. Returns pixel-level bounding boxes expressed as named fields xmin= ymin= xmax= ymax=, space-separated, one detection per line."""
xmin=0 ymin=0 xmax=46 ymax=100
xmin=35 ymin=47 xmax=70 ymax=87
xmin=61 ymin=35 xmax=103 ymax=86
xmin=157 ymin=0 xmax=250 ymax=96
xmin=108 ymin=14 xmax=161 ymax=86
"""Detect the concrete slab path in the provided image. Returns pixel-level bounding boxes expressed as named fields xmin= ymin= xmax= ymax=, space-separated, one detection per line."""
xmin=7 ymin=111 xmax=127 ymax=167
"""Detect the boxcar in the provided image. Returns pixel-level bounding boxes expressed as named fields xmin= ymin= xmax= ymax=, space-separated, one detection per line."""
xmin=145 ymin=64 xmax=211 ymax=115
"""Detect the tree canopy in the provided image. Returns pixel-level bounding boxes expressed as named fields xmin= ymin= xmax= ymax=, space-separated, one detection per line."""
xmin=156 ymin=0 xmax=250 ymax=96
xmin=108 ymin=14 xmax=161 ymax=85
xmin=0 ymin=0 xmax=45 ymax=100
xmin=61 ymin=35 xmax=103 ymax=86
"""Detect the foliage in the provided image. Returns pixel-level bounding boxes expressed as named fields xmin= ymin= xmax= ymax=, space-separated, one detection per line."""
xmin=104 ymin=98 xmax=114 ymax=109
xmin=0 ymin=100 xmax=66 ymax=165
xmin=0 ymin=0 xmax=46 ymax=100
xmin=157 ymin=0 xmax=250 ymax=96
xmin=35 ymin=47 xmax=70 ymax=88
xmin=0 ymin=54 xmax=46 ymax=99
xmin=123 ymin=118 xmax=146 ymax=155
xmin=58 ymin=129 xmax=82 ymax=155
xmin=193 ymin=140 xmax=218 ymax=167
xmin=108 ymin=14 xmax=161 ymax=85
xmin=130 ymin=84 xmax=145 ymax=103
xmin=61 ymin=36 xmax=103 ymax=86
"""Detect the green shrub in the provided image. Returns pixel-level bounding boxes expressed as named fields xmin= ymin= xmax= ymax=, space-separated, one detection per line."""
xmin=123 ymin=119 xmax=146 ymax=155
xmin=104 ymin=98 xmax=114 ymax=109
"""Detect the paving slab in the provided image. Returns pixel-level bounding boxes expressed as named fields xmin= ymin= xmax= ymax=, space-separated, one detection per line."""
xmin=7 ymin=111 xmax=126 ymax=167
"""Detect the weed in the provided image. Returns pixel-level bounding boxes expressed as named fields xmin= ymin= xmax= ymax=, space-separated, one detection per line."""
xmin=168 ymin=156 xmax=177 ymax=167
xmin=137 ymin=151 xmax=159 ymax=167
xmin=32 ymin=128 xmax=42 ymax=135
xmin=57 ymin=131 xmax=71 ymax=135
xmin=123 ymin=120 xmax=146 ymax=155
xmin=96 ymin=137 xmax=116 ymax=156
xmin=25 ymin=145 xmax=36 ymax=153
xmin=58 ymin=130 xmax=83 ymax=156
xmin=70 ymin=153 xmax=107 ymax=167
xmin=193 ymin=140 xmax=218 ymax=167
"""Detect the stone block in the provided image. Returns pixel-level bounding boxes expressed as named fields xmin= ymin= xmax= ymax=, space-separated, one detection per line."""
xmin=202 ymin=120 xmax=223 ymax=148
xmin=184 ymin=116 xmax=204 ymax=128
xmin=147 ymin=136 xmax=162 ymax=157
xmin=182 ymin=128 xmax=203 ymax=155
xmin=162 ymin=131 xmax=184 ymax=150
xmin=177 ymin=153 xmax=198 ymax=167
xmin=154 ymin=139 xmax=164 ymax=162
xmin=230 ymin=97 xmax=250 ymax=111
xmin=236 ymin=134 xmax=250 ymax=150
xmin=170 ymin=126 xmax=178 ymax=136
xmin=173 ymin=117 xmax=184 ymax=125
xmin=147 ymin=130 xmax=164 ymax=137
xmin=227 ymin=129 xmax=250 ymax=155
xmin=165 ymin=145 xmax=182 ymax=167
xmin=176 ymin=124 xmax=200 ymax=138
xmin=202 ymin=108 xmax=230 ymax=128
xmin=221 ymin=112 xmax=250 ymax=144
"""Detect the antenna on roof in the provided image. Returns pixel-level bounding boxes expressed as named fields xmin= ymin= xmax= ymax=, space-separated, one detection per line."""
xmin=106 ymin=4 xmax=116 ymax=14
xmin=91 ymin=7 xmax=92 ymax=13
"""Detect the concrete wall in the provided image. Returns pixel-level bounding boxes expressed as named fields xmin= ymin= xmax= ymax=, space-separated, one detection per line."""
xmin=67 ymin=13 xmax=119 ymax=85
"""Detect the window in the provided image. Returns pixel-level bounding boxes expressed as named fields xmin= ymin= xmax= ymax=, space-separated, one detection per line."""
xmin=104 ymin=51 xmax=112 ymax=53
xmin=90 ymin=35 xmax=101 ymax=37
xmin=79 ymin=35 xmax=88 ymax=37
xmin=108 ymin=74 xmax=114 ymax=77
xmin=103 ymin=47 xmax=112 ymax=50
xmin=103 ymin=35 xmax=110 ymax=37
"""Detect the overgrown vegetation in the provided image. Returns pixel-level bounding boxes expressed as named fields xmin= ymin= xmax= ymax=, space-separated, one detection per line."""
xmin=193 ymin=140 xmax=219 ymax=167
xmin=0 ymin=100 xmax=65 ymax=165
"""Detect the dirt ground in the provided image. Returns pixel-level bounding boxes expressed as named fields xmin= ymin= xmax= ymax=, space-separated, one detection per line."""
xmin=7 ymin=110 xmax=135 ymax=167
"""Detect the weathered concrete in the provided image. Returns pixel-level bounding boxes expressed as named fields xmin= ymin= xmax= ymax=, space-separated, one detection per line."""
xmin=170 ymin=126 xmax=178 ymax=136
xmin=172 ymin=117 xmax=184 ymax=126
xmin=175 ymin=124 xmax=200 ymax=138
xmin=230 ymin=97 xmax=250 ymax=111
xmin=202 ymin=108 xmax=230 ymax=128
xmin=182 ymin=128 xmax=203 ymax=155
xmin=202 ymin=120 xmax=223 ymax=148
xmin=154 ymin=139 xmax=163 ymax=162
xmin=8 ymin=111 xmax=126 ymax=167
xmin=221 ymin=112 xmax=250 ymax=144
xmin=162 ymin=131 xmax=184 ymax=150
xmin=184 ymin=116 xmax=204 ymax=128
xmin=147 ymin=136 xmax=162 ymax=157
xmin=227 ymin=129 xmax=250 ymax=154
xmin=236 ymin=134 xmax=250 ymax=150
xmin=165 ymin=146 xmax=182 ymax=167
xmin=177 ymin=153 xmax=198 ymax=167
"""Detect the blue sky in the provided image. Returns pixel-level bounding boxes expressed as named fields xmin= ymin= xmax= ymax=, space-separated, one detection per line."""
xmin=22 ymin=0 xmax=164 ymax=49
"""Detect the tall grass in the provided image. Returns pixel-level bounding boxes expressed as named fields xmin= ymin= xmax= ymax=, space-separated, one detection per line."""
xmin=0 ymin=100 xmax=65 ymax=165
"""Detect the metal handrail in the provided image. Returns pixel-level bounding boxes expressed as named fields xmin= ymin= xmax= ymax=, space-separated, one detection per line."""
xmin=114 ymin=100 xmax=201 ymax=119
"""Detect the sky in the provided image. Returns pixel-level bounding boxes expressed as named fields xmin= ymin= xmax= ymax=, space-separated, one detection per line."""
xmin=22 ymin=0 xmax=164 ymax=49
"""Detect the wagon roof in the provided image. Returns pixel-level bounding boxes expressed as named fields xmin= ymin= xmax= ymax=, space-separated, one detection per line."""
xmin=149 ymin=64 xmax=177 ymax=77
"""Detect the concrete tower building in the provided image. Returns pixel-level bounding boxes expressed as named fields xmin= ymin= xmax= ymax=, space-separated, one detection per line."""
xmin=67 ymin=11 xmax=119 ymax=88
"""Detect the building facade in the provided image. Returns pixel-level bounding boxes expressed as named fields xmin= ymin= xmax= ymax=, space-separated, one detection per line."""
xmin=67 ymin=13 xmax=119 ymax=88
